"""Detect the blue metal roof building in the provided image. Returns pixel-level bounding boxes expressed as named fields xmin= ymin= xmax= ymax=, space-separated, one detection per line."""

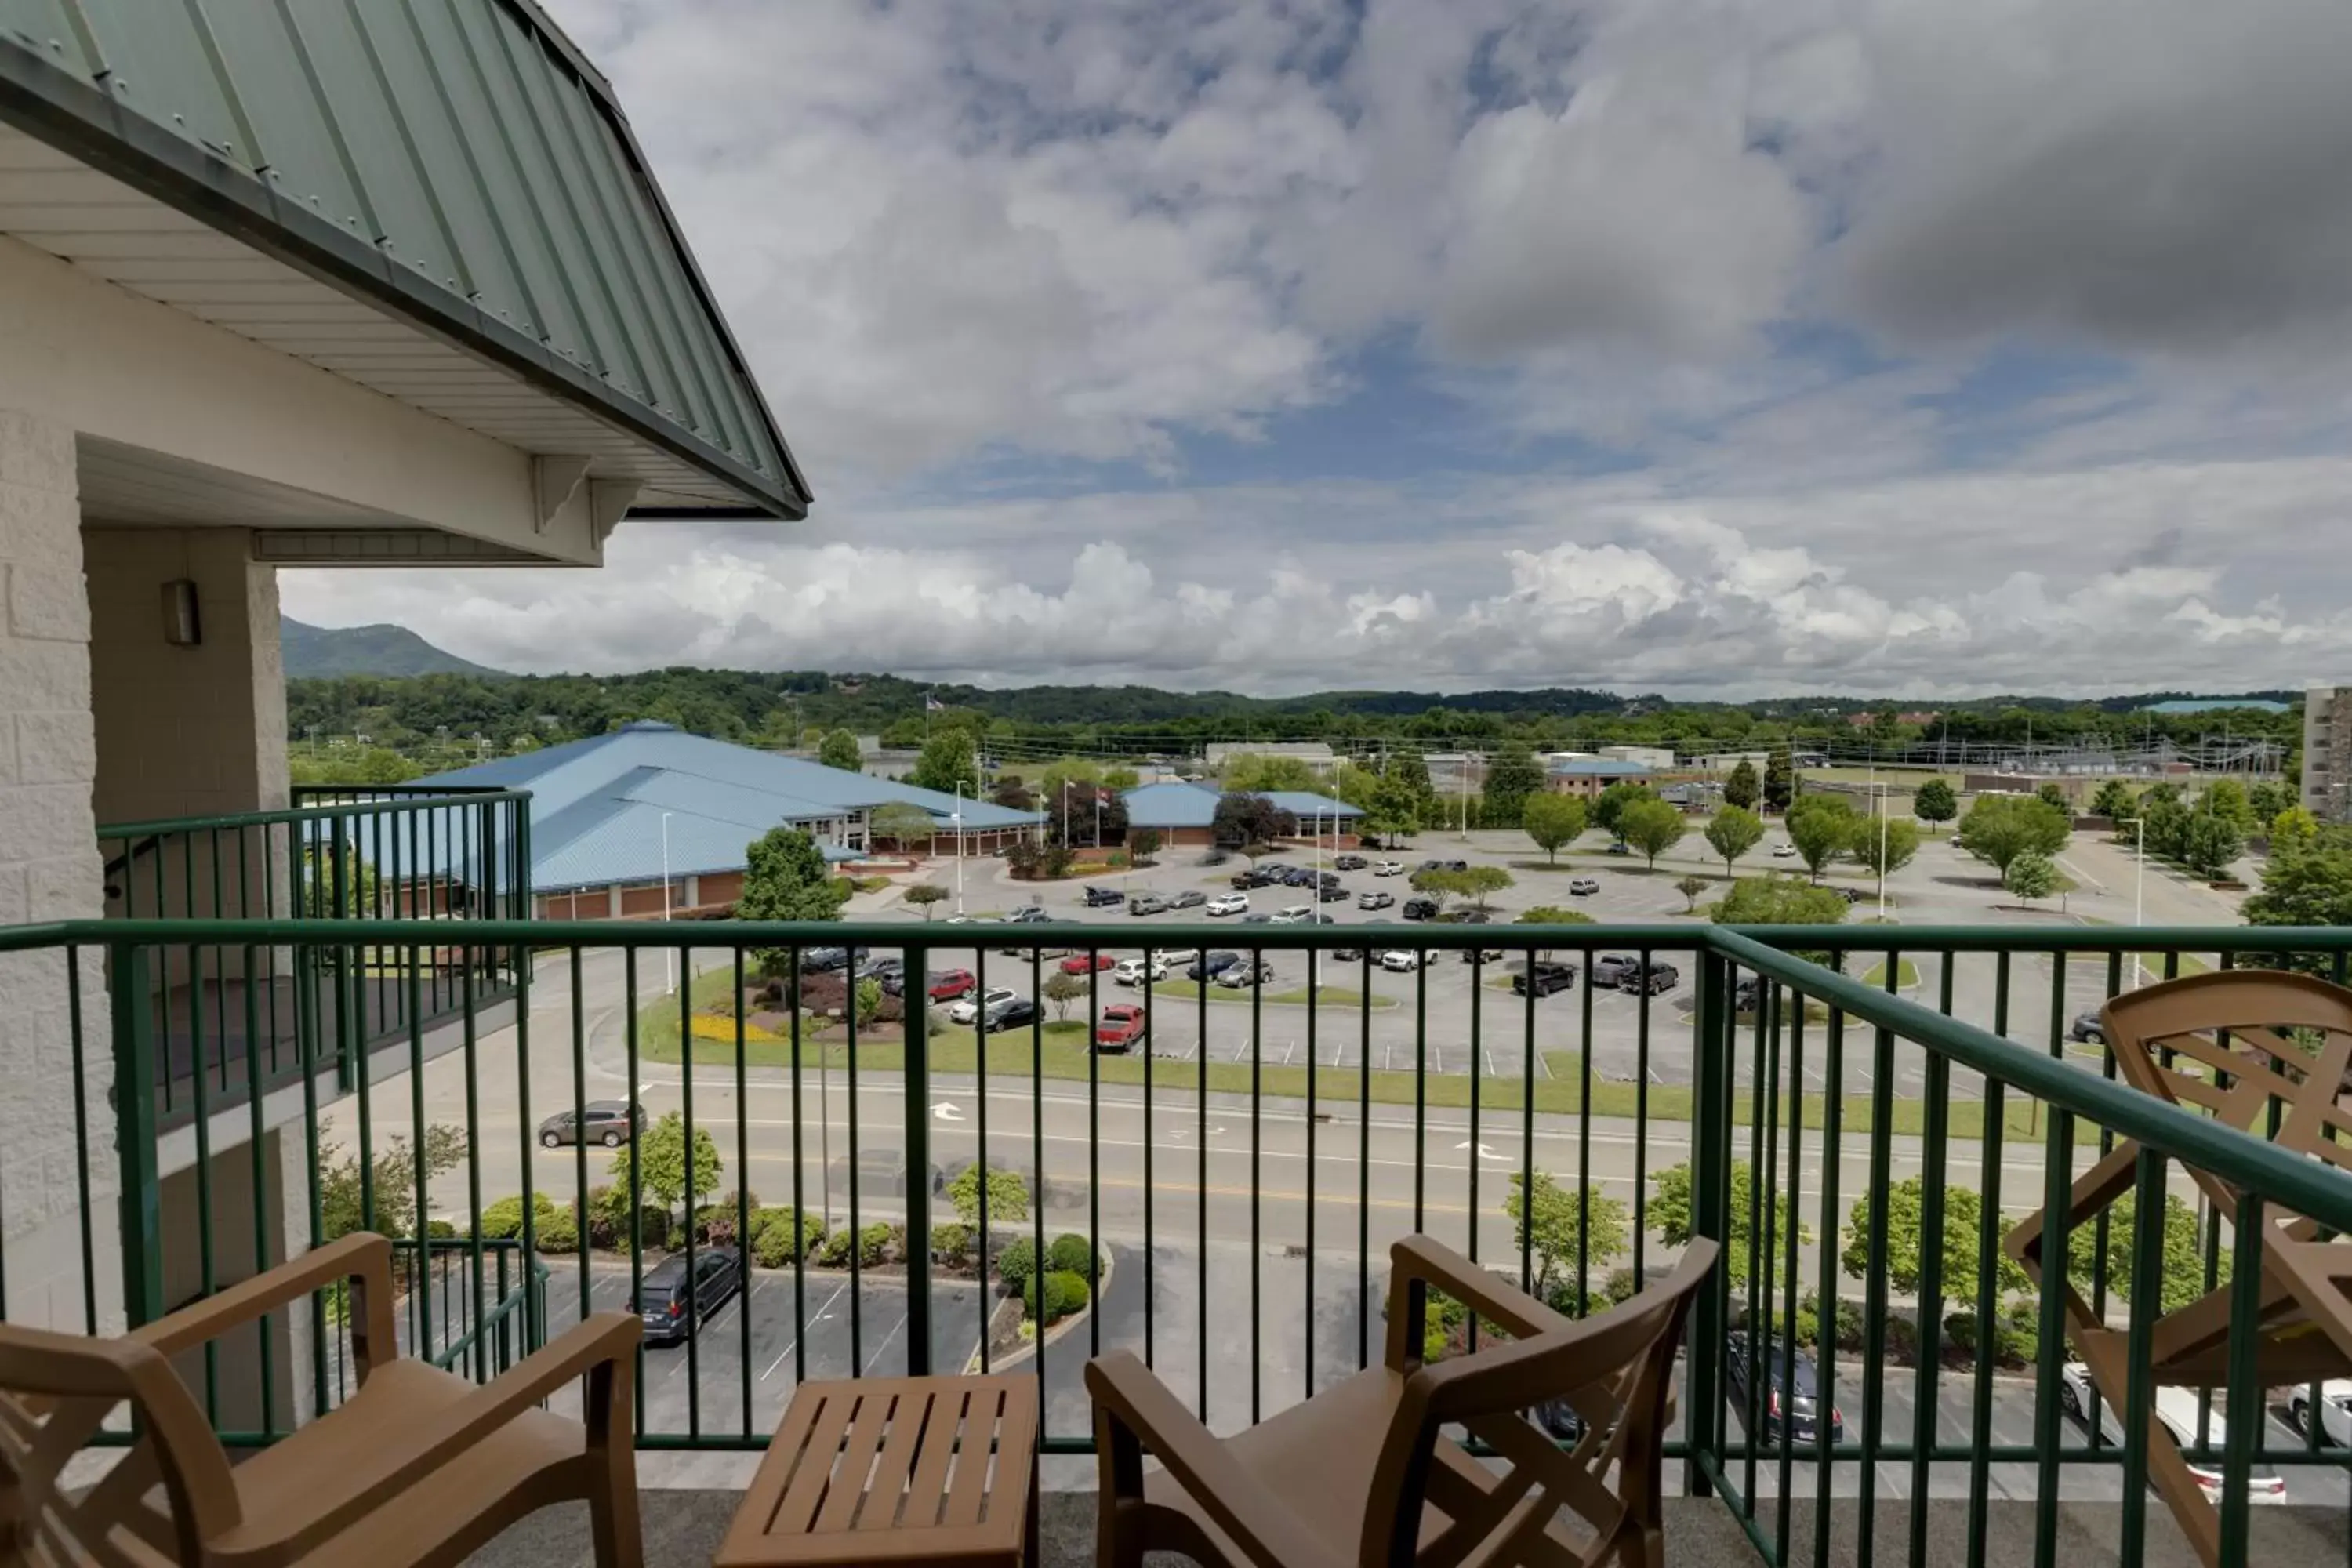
xmin=1121 ymin=781 xmax=1363 ymax=834
xmin=416 ymin=721 xmax=1040 ymax=898
xmin=2140 ymin=699 xmax=2292 ymax=715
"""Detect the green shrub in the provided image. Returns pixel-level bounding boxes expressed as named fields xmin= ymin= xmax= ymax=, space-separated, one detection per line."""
xmin=858 ymin=1223 xmax=893 ymax=1267
xmin=931 ymin=1223 xmax=973 ymax=1265
xmin=694 ymin=1192 xmax=760 ymax=1247
xmin=477 ymin=1196 xmax=528 ymax=1240
xmin=1025 ymin=1269 xmax=1091 ymax=1323
xmin=535 ymin=1210 xmax=579 ymax=1254
xmin=815 ymin=1229 xmax=854 ymax=1267
xmin=425 ymin=1218 xmax=459 ymax=1240
xmin=1044 ymin=1233 xmax=1096 ymax=1279
xmin=751 ymin=1207 xmax=824 ymax=1267
xmin=996 ymin=1237 xmax=1038 ymax=1293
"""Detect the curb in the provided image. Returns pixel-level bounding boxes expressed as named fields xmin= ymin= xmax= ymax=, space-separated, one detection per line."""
xmin=968 ymin=1240 xmax=1116 ymax=1374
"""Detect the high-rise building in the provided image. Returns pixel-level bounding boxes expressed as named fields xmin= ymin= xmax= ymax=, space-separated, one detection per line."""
xmin=2302 ymin=686 xmax=2352 ymax=821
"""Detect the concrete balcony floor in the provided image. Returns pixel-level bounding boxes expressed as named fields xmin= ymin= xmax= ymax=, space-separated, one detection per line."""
xmin=470 ymin=1478 xmax=2350 ymax=1566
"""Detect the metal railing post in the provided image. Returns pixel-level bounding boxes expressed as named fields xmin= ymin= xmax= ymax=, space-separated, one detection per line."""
xmin=903 ymin=940 xmax=932 ymax=1376
xmin=1684 ymin=941 xmax=1736 ymax=1495
xmin=109 ymin=942 xmax=163 ymax=1330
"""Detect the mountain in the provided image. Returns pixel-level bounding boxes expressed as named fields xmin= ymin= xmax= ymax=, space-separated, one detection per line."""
xmin=280 ymin=617 xmax=502 ymax=679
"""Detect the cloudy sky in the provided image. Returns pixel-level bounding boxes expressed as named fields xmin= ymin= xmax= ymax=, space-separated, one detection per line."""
xmin=282 ymin=0 xmax=2352 ymax=699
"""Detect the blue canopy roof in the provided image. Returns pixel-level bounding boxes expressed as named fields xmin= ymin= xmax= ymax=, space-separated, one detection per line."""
xmin=412 ymin=722 xmax=1039 ymax=891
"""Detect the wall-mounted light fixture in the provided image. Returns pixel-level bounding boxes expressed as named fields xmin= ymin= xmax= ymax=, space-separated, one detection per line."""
xmin=161 ymin=579 xmax=201 ymax=646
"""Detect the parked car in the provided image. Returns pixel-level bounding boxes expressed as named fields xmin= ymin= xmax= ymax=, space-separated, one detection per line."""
xmin=538 ymin=1099 xmax=643 ymax=1149
xmin=633 ymin=1250 xmax=742 ymax=1347
xmin=1167 ymin=890 xmax=1207 ymax=910
xmin=829 ymin=1148 xmax=945 ymax=1198
xmin=1187 ymin=951 xmax=1243 ymax=981
xmin=1112 ymin=956 xmax=1167 ymax=986
xmin=1201 ymin=848 xmax=1230 ymax=866
xmin=1401 ymin=898 xmax=1439 ymax=921
xmin=1207 ymin=893 xmax=1249 ymax=916
xmin=2067 ymin=1011 xmax=2107 ymax=1044
xmin=1214 ymin=959 xmax=1276 ymax=989
xmin=1095 ymin=1003 xmax=1148 ymax=1051
xmin=1317 ymin=884 xmax=1350 ymax=902
xmin=1724 ymin=1331 xmax=1843 ymax=1446
xmin=1083 ymin=885 xmax=1125 ymax=908
xmin=801 ymin=946 xmax=852 ymax=972
xmin=1456 ymin=946 xmax=1504 ymax=964
xmin=2060 ymin=1363 xmax=2285 ymax=1506
xmin=1242 ymin=913 xmax=1273 ymax=924
xmin=1302 ymin=910 xmax=1338 ymax=924
xmin=1567 ymin=877 xmax=1600 ymax=896
xmin=1334 ymin=854 xmax=1367 ymax=870
xmin=2289 ymin=1379 xmax=2352 ymax=1445
xmin=1593 ymin=955 xmax=1680 ymax=994
xmin=1377 ymin=949 xmax=1423 ymax=973
xmin=1151 ymin=947 xmax=1200 ymax=967
xmin=981 ymin=996 xmax=1040 ymax=1033
xmin=1770 ymin=843 xmax=1798 ymax=858
xmin=1512 ymin=962 xmax=1577 ymax=997
xmin=1374 ymin=861 xmax=1406 ymax=877
xmin=927 ymin=968 xmax=976 ymax=1000
xmin=1282 ymin=868 xmax=1316 ymax=887
xmin=1359 ymin=891 xmax=1396 ymax=911
xmin=1332 ymin=948 xmax=1364 ymax=962
xmin=1059 ymin=953 xmax=1117 ymax=975
xmin=1271 ymin=906 xmax=1312 ymax=925
xmin=1127 ymin=895 xmax=1169 ymax=916
xmin=1229 ymin=869 xmax=1273 ymax=890
xmin=1004 ymin=906 xmax=1051 ymax=924
xmin=947 ymin=985 xmax=1016 ymax=1025
xmin=861 ymin=954 xmax=904 ymax=982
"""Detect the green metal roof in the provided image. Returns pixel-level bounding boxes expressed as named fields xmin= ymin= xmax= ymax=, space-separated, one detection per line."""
xmin=0 ymin=0 xmax=808 ymax=518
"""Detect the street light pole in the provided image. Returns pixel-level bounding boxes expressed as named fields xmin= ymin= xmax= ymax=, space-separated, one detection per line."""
xmin=2133 ymin=815 xmax=2147 ymax=989
xmin=953 ymin=782 xmax=966 ymax=915
xmin=660 ymin=811 xmax=674 ymax=995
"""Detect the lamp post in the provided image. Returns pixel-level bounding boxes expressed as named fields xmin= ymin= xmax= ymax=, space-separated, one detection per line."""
xmin=953 ymin=783 xmax=966 ymax=915
xmin=2133 ymin=815 xmax=2147 ymax=988
xmin=660 ymin=811 xmax=675 ymax=995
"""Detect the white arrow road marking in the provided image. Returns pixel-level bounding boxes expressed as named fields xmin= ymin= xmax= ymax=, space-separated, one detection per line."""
xmin=932 ymin=1102 xmax=965 ymax=1122
xmin=1454 ymin=1141 xmax=1511 ymax=1162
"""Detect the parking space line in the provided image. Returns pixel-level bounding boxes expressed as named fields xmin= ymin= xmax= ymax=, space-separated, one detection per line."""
xmin=862 ymin=1309 xmax=908 ymax=1374
xmin=1280 ymin=1041 xmax=1295 ymax=1065
xmin=760 ymin=1279 xmax=848 ymax=1381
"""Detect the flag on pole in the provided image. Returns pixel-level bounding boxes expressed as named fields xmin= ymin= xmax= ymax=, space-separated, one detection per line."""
xmin=925 ymin=694 xmax=945 ymax=712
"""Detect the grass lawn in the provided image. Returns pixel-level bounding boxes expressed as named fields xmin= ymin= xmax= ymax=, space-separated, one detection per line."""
xmin=1859 ymin=958 xmax=1922 ymax=989
xmin=1149 ymin=978 xmax=1396 ymax=1010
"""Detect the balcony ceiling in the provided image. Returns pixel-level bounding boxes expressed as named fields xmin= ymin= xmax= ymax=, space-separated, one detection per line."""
xmin=0 ymin=0 xmax=809 ymax=521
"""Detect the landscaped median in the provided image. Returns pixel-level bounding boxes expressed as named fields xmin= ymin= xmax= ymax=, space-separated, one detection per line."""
xmin=1147 ymin=978 xmax=1396 ymax=1010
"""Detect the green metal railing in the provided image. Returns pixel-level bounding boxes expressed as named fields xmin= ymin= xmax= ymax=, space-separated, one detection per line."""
xmin=0 ymin=913 xmax=2346 ymax=1561
xmin=96 ymin=790 xmax=531 ymax=1127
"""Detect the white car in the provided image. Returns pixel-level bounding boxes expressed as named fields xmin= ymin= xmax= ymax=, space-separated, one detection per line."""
xmin=1374 ymin=861 xmax=1406 ymax=877
xmin=2289 ymin=1379 xmax=2352 ymax=1445
xmin=1206 ymin=894 xmax=1249 ymax=917
xmin=1377 ymin=949 xmax=1422 ymax=972
xmin=1152 ymin=947 xmax=1200 ymax=967
xmin=2058 ymin=1363 xmax=2285 ymax=1505
xmin=946 ymin=985 xmax=1017 ymax=1025
xmin=1270 ymin=906 xmax=1312 ymax=924
xmin=1112 ymin=956 xmax=1167 ymax=986
xmin=1771 ymin=842 xmax=1798 ymax=858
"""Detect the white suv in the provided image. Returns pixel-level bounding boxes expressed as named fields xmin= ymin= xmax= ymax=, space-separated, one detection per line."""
xmin=1271 ymin=906 xmax=1312 ymax=924
xmin=1112 ymin=956 xmax=1167 ymax=985
xmin=1206 ymin=893 xmax=1249 ymax=916
xmin=1377 ymin=949 xmax=1422 ymax=972
xmin=946 ymin=986 xmax=1016 ymax=1025
xmin=1374 ymin=861 xmax=1406 ymax=877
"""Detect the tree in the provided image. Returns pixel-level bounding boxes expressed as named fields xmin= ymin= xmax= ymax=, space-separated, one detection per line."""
xmin=1044 ymin=779 xmax=1127 ymax=848
xmin=1848 ymin=815 xmax=1920 ymax=879
xmin=904 ymin=884 xmax=949 ymax=920
xmin=1507 ymin=1172 xmax=1631 ymax=1307
xmin=2246 ymin=779 xmax=2291 ymax=824
xmin=2066 ymin=1190 xmax=2226 ymax=1313
xmin=1785 ymin=796 xmax=1858 ymax=882
xmin=1842 ymin=1178 xmax=2028 ymax=1301
xmin=1723 ymin=759 xmax=1761 ymax=811
xmin=1128 ymin=828 xmax=1162 ymax=863
xmin=2270 ymin=804 xmax=2321 ymax=849
xmin=869 ymin=800 xmax=937 ymax=850
xmin=1221 ymin=753 xmax=1323 ymax=793
xmin=1386 ymin=750 xmax=1436 ymax=820
xmin=1409 ymin=867 xmax=1463 ymax=915
xmin=1955 ymin=794 xmax=2071 ymax=876
xmin=608 ymin=1111 xmax=723 ymax=1218
xmin=1708 ymin=875 xmax=1849 ymax=963
xmin=1762 ymin=748 xmax=1795 ymax=814
xmin=1365 ymin=772 xmax=1424 ymax=848
xmin=946 ymin=1162 xmax=1029 ymax=1236
xmin=318 ymin=1126 xmax=468 ymax=1240
xmin=817 ymin=728 xmax=862 ymax=771
xmin=1450 ymin=865 xmax=1514 ymax=911
xmin=1212 ymin=792 xmax=1294 ymax=848
xmin=1650 ymin=1161 xmax=1809 ymax=1287
xmin=2035 ymin=782 xmax=2071 ymax=813
xmin=1041 ymin=971 xmax=1087 ymax=1021
xmin=1514 ymin=906 xmax=1595 ymax=959
xmin=2002 ymin=850 xmax=2059 ymax=906
xmin=1102 ymin=765 xmax=1140 ymax=792
xmin=2140 ymin=796 xmax=2193 ymax=861
xmin=737 ymin=827 xmax=847 ymax=973
xmin=1673 ymin=874 xmax=1711 ymax=913
xmin=1480 ymin=747 xmax=1545 ymax=829
xmin=2201 ymin=777 xmax=2256 ymax=833
xmin=2245 ymin=828 xmax=2352 ymax=973
xmin=990 ymin=775 xmax=1037 ymax=812
xmin=1618 ymin=797 xmax=1687 ymax=869
xmin=1591 ymin=781 xmax=1652 ymax=844
xmin=2089 ymin=779 xmax=2138 ymax=823
xmin=2183 ymin=813 xmax=2245 ymax=880
xmin=908 ymin=732 xmax=981 ymax=796
xmin=854 ymin=976 xmax=884 ymax=1022
xmin=1703 ymin=805 xmax=1766 ymax=877
xmin=1913 ymin=777 xmax=1958 ymax=828
xmin=1521 ymin=792 xmax=1588 ymax=864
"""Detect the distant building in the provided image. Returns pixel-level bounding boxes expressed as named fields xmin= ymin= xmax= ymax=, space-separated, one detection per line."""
xmin=1544 ymin=757 xmax=1654 ymax=800
xmin=2304 ymin=686 xmax=2352 ymax=822
xmin=2145 ymin=698 xmax=2293 ymax=715
xmin=1203 ymin=742 xmax=1339 ymax=774
xmin=1692 ymin=751 xmax=1769 ymax=773
xmin=1121 ymin=781 xmax=1363 ymax=846
xmin=1599 ymin=745 xmax=1675 ymax=770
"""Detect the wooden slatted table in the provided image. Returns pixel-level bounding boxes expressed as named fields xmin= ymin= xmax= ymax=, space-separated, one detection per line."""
xmin=717 ymin=1375 xmax=1040 ymax=1567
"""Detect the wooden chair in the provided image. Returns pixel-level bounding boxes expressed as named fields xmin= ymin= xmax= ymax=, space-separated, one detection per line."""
xmin=1087 ymin=1235 xmax=1719 ymax=1568
xmin=2003 ymin=969 xmax=2352 ymax=1567
xmin=0 ymin=1231 xmax=644 ymax=1568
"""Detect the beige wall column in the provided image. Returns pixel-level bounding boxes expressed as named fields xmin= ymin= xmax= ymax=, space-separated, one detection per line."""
xmin=0 ymin=408 xmax=116 ymax=1332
